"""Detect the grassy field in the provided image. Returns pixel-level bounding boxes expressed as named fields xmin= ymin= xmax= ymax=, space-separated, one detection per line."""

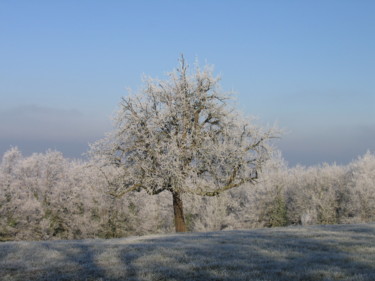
xmin=1 ymin=223 xmax=375 ymax=281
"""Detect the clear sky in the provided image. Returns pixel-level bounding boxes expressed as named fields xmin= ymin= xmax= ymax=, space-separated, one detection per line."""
xmin=1 ymin=0 xmax=374 ymax=166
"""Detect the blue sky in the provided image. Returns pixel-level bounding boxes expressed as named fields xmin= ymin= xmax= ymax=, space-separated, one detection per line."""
xmin=1 ymin=0 xmax=374 ymax=166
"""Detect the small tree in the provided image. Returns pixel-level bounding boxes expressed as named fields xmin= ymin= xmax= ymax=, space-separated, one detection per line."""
xmin=90 ymin=56 xmax=277 ymax=232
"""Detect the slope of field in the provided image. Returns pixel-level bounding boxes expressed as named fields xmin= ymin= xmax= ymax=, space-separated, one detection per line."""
xmin=1 ymin=223 xmax=375 ymax=281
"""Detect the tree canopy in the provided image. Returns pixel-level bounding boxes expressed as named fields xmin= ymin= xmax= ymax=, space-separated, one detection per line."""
xmin=90 ymin=56 xmax=278 ymax=231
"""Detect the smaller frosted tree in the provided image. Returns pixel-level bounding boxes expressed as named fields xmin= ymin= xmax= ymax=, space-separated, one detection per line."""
xmin=90 ymin=56 xmax=277 ymax=232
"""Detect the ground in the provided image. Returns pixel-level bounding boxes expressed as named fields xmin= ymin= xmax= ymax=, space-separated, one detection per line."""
xmin=1 ymin=223 xmax=375 ymax=281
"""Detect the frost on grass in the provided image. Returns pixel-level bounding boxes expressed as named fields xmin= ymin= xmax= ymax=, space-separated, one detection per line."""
xmin=1 ymin=223 xmax=375 ymax=281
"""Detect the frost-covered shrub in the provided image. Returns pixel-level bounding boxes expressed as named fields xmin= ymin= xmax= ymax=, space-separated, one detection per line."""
xmin=257 ymin=153 xmax=289 ymax=227
xmin=1 ymin=147 xmax=375 ymax=241
xmin=284 ymin=163 xmax=348 ymax=225
xmin=0 ymin=149 xmax=111 ymax=240
xmin=261 ymin=185 xmax=288 ymax=227
xmin=347 ymin=152 xmax=375 ymax=222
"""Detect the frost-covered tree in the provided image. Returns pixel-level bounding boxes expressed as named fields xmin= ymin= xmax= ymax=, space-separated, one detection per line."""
xmin=347 ymin=151 xmax=375 ymax=221
xmin=90 ymin=56 xmax=277 ymax=232
xmin=254 ymin=152 xmax=289 ymax=227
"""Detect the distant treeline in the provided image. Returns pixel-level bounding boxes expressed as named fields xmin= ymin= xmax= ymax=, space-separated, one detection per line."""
xmin=1 ymin=147 xmax=374 ymax=241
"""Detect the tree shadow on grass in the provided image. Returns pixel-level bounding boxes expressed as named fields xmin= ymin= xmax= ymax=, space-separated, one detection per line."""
xmin=0 ymin=240 xmax=108 ymax=281
xmin=114 ymin=226 xmax=375 ymax=281
xmin=1 ymin=223 xmax=375 ymax=281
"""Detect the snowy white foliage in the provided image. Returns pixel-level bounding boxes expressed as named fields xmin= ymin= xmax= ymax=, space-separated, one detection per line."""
xmin=347 ymin=152 xmax=375 ymax=221
xmin=89 ymin=58 xmax=276 ymax=198
xmin=1 ymin=147 xmax=375 ymax=240
xmin=88 ymin=57 xmax=279 ymax=233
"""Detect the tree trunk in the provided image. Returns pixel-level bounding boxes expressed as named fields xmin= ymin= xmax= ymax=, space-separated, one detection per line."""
xmin=172 ymin=191 xmax=187 ymax=232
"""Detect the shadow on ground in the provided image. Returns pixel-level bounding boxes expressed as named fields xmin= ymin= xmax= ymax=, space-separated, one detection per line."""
xmin=1 ymin=223 xmax=375 ymax=281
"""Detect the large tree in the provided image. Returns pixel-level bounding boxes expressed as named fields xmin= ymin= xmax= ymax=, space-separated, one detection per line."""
xmin=90 ymin=56 xmax=277 ymax=232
